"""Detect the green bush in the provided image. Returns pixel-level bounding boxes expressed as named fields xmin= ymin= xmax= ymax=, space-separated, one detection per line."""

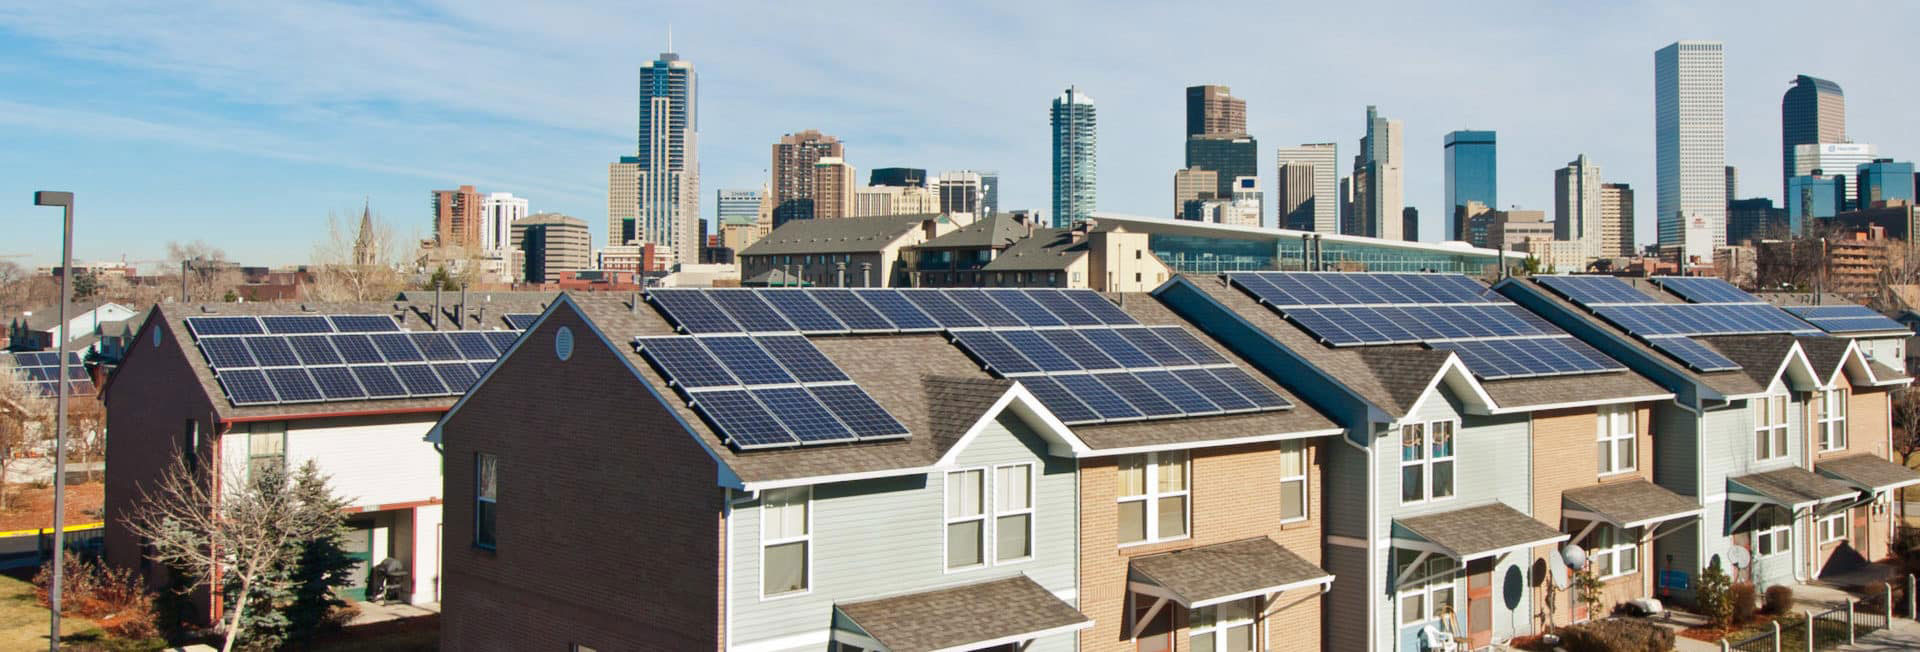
xmin=1557 ymin=618 xmax=1677 ymax=652
xmin=1695 ymin=564 xmax=1734 ymax=627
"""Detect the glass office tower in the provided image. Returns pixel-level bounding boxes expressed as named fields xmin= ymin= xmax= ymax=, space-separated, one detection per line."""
xmin=1443 ymin=130 xmax=1497 ymax=242
xmin=1051 ymin=86 xmax=1098 ymax=227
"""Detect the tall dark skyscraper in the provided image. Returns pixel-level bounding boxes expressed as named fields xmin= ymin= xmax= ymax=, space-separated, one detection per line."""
xmin=1184 ymin=85 xmax=1258 ymax=223
xmin=1442 ymin=130 xmax=1496 ymax=241
xmin=1185 ymin=85 xmax=1246 ymax=138
xmin=1781 ymin=75 xmax=1845 ymax=200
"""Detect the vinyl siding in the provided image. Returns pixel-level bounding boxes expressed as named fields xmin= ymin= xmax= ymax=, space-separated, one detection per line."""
xmin=286 ymin=416 xmax=443 ymax=508
xmin=1324 ymin=434 xmax=1371 ymax=540
xmin=1652 ymin=402 xmax=1700 ymax=497
xmin=1323 ymin=543 xmax=1371 ymax=652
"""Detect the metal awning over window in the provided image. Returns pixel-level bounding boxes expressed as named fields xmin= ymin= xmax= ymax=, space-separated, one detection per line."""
xmin=1563 ymin=479 xmax=1704 ymax=530
xmin=1728 ymin=467 xmax=1859 ymax=511
xmin=1816 ymin=454 xmax=1920 ymax=495
xmin=1128 ymin=537 xmax=1333 ymax=609
xmin=1392 ymin=502 xmax=1568 ymax=562
xmin=832 ymin=575 xmax=1090 ymax=652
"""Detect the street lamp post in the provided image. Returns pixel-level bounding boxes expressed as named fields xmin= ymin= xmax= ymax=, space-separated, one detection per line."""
xmin=31 ymin=191 xmax=72 ymax=652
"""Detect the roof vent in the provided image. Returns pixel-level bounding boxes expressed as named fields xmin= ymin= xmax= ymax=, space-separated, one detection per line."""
xmin=199 ymin=305 xmax=217 ymax=313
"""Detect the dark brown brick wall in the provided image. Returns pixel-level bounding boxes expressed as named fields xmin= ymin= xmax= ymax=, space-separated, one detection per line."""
xmin=439 ymin=302 xmax=724 ymax=651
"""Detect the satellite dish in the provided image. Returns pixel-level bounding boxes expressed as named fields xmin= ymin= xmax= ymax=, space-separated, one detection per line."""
xmin=1548 ymin=548 xmax=1570 ymax=589
xmin=1562 ymin=544 xmax=1588 ymax=571
xmin=1727 ymin=546 xmax=1751 ymax=569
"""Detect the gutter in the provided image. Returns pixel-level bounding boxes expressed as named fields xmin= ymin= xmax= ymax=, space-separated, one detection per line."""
xmin=222 ymin=405 xmax=449 ymax=424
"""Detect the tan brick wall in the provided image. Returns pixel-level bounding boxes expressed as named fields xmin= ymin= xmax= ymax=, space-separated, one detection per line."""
xmin=1077 ymin=440 xmax=1324 ymax=651
xmin=1529 ymin=403 xmax=1657 ymax=623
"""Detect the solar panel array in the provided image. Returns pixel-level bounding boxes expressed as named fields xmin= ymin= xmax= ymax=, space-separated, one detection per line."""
xmin=1650 ymin=276 xmax=1762 ymax=304
xmin=1226 ymin=272 xmax=1626 ymax=381
xmin=646 ymin=288 xmax=1138 ymax=335
xmin=185 ymin=314 xmax=523 ymax=406
xmin=1781 ymin=305 xmax=1907 ymax=334
xmin=1535 ymin=275 xmax=1824 ymax=373
xmin=634 ymin=335 xmax=908 ymax=449
xmin=2 ymin=351 xmax=91 ymax=397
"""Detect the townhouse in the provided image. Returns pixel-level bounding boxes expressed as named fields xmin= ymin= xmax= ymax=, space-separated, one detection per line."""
xmin=433 ymin=287 xmax=1342 ymax=651
xmin=102 ymin=296 xmax=546 ymax=619
xmin=1154 ymin=271 xmax=1682 ymax=651
xmin=1502 ymin=275 xmax=1917 ymax=595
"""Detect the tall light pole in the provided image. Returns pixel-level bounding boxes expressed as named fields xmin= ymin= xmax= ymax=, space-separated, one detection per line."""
xmin=31 ymin=191 xmax=72 ymax=651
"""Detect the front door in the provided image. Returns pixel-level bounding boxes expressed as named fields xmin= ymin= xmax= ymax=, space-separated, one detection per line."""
xmin=341 ymin=522 xmax=375 ymax=600
xmin=1466 ymin=558 xmax=1493 ymax=649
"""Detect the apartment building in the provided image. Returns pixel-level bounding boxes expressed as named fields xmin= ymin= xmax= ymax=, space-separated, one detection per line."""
xmin=910 ymin=215 xmax=1172 ymax=292
xmin=736 ymin=213 xmax=957 ymax=288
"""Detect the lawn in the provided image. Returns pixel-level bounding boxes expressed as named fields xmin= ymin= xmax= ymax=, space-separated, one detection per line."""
xmin=0 ymin=571 xmax=118 ymax=650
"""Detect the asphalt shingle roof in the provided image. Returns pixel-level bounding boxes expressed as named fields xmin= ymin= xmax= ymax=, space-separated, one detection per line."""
xmin=738 ymin=214 xmax=943 ymax=257
xmin=978 ymin=228 xmax=1088 ymax=272
xmin=834 ymin=575 xmax=1090 ymax=652
xmin=1729 ymin=467 xmax=1860 ymax=507
xmin=1514 ymin=277 xmax=1778 ymax=397
xmin=1816 ymin=454 xmax=1920 ymax=492
xmin=1562 ymin=479 xmax=1702 ymax=528
xmin=1128 ymin=537 xmax=1331 ymax=606
xmin=914 ymin=213 xmax=1033 ymax=249
xmin=1395 ymin=502 xmax=1567 ymax=559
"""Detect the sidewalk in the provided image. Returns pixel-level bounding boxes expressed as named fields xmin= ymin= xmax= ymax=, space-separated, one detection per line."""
xmin=1835 ymin=616 xmax=1920 ymax=651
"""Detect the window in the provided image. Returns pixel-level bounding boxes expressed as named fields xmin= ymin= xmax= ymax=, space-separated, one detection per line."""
xmin=1754 ymin=394 xmax=1788 ymax=461
xmin=1117 ymin=452 xmax=1189 ymax=545
xmin=247 ymin=422 xmax=286 ymax=477
xmin=1597 ymin=405 xmax=1637 ymax=475
xmin=1190 ymin=597 xmax=1257 ymax=652
xmin=474 ymin=453 xmax=497 ymax=549
xmin=1279 ymin=440 xmax=1308 ymax=522
xmin=994 ymin=464 xmax=1034 ymax=562
xmin=1587 ymin=524 xmax=1638 ymax=579
xmin=1753 ymin=507 xmax=1791 ymax=557
xmin=1046 ymin=272 xmax=1057 ymax=286
xmin=762 ymin=487 xmax=810 ymax=595
xmin=1817 ymin=389 xmax=1848 ymax=452
xmin=1818 ymin=512 xmax=1846 ymax=544
xmin=946 ymin=469 xmax=986 ymax=569
xmin=182 ymin=420 xmax=199 ymax=472
xmin=1401 ymin=420 xmax=1456 ymax=504
xmin=1396 ymin=552 xmax=1458 ymax=629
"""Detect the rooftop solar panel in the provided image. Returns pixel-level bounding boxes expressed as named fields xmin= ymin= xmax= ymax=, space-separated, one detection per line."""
xmin=855 ymin=289 xmax=939 ymax=331
xmin=1027 ymin=289 xmax=1102 ymax=326
xmin=1652 ymin=276 xmax=1761 ymax=304
xmin=1170 ymin=368 xmax=1257 ymax=412
xmin=707 ymin=290 xmax=795 ymax=333
xmin=1782 ymin=305 xmax=1906 ymax=333
xmin=648 ymin=289 xmax=742 ymax=334
xmin=1207 ymin=368 xmax=1293 ymax=409
xmin=186 ymin=316 xmax=264 ymax=337
xmin=261 ymin=315 xmax=333 ymax=334
xmin=1052 ymin=373 xmax=1144 ymax=421
xmin=1644 ymin=336 xmax=1742 ymax=372
xmin=690 ymin=389 xmax=798 ymax=449
xmin=1079 ymin=328 xmax=1157 ymax=368
xmin=985 ymin=290 xmax=1065 ymax=327
xmin=900 ymin=290 xmax=982 ymax=329
xmin=199 ymin=337 xmax=258 ymax=368
xmin=807 ymin=385 xmax=910 ymax=440
xmin=410 ymin=332 xmax=464 ymax=361
xmin=264 ymin=368 xmax=323 ymax=403
xmin=950 ymin=330 xmax=1042 ymax=375
xmin=1132 ymin=370 xmax=1222 ymax=416
xmin=1535 ymin=275 xmax=1657 ymax=305
xmin=996 ymin=330 xmax=1079 ymax=372
xmin=1150 ymin=327 xmax=1229 ymax=365
xmin=812 ymin=289 xmax=895 ymax=331
xmin=244 ymin=337 xmax=301 ymax=367
xmin=752 ymin=387 xmax=857 ymax=444
xmin=329 ymin=334 xmax=385 ymax=364
xmin=308 ymin=366 xmax=367 ymax=400
xmin=1039 ymin=330 xmax=1121 ymax=371
xmin=699 ymin=337 xmax=796 ymax=386
xmin=635 ymin=337 xmax=739 ymax=388
xmin=392 ymin=364 xmax=449 ymax=396
xmin=484 ymin=331 xmax=522 ymax=354
xmin=1094 ymin=372 xmax=1182 ymax=418
xmin=329 ymin=315 xmax=403 ymax=332
xmin=287 ymin=335 xmax=344 ymax=366
xmin=350 ymin=365 xmax=408 ymax=398
xmin=503 ymin=313 xmax=541 ymax=330
xmin=1014 ymin=376 xmax=1100 ymax=424
xmin=370 ymin=333 xmax=425 ymax=363
xmin=218 ymin=369 xmax=277 ymax=405
xmin=755 ymin=335 xmax=849 ymax=383
xmin=448 ymin=331 xmax=500 ymax=360
xmin=433 ymin=362 xmax=479 ymax=393
xmin=68 ymin=380 xmax=94 ymax=396
xmin=1063 ymin=289 xmax=1139 ymax=325
xmin=944 ymin=289 xmax=1027 ymax=327
xmin=756 ymin=290 xmax=847 ymax=333
xmin=1114 ymin=326 xmax=1195 ymax=367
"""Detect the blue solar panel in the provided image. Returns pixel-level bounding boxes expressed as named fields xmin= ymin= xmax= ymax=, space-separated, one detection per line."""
xmin=286 ymin=335 xmax=343 ymax=366
xmin=755 ymin=335 xmax=849 ymax=383
xmin=1592 ymin=303 xmax=1820 ymax=337
xmin=1039 ymin=330 xmax=1121 ymax=371
xmin=807 ymin=385 xmax=910 ymax=440
xmin=1653 ymin=276 xmax=1759 ymax=304
xmin=1150 ymin=327 xmax=1228 ymax=365
xmin=635 ymin=337 xmax=738 ymax=388
xmin=308 ymin=366 xmax=366 ymax=400
xmin=351 ymin=365 xmax=408 ymax=398
xmin=812 ymin=289 xmax=895 ymax=331
xmin=329 ymin=334 xmax=385 ymax=364
xmin=1094 ymin=372 xmax=1182 ymax=417
xmin=1063 ymin=289 xmax=1139 ymax=325
xmin=244 ymin=337 xmax=301 ymax=367
xmin=757 ymin=290 xmax=847 ymax=333
xmin=264 ymin=368 xmax=322 ymax=402
xmin=752 ymin=387 xmax=856 ymax=443
xmin=944 ymin=289 xmax=1027 ymax=327
xmin=950 ymin=330 xmax=1041 ymax=375
xmin=1535 ymin=275 xmax=1657 ymax=305
xmin=1028 ymin=289 xmax=1101 ymax=326
xmin=707 ymin=290 xmax=795 ymax=332
xmin=690 ymin=389 xmax=798 ymax=449
xmin=448 ymin=332 xmax=500 ymax=360
xmin=1170 ymin=368 xmax=1258 ymax=412
xmin=1644 ymin=336 xmax=1741 ymax=372
xmin=329 ymin=315 xmax=402 ymax=332
xmin=648 ymin=289 xmax=742 ymax=334
xmin=370 ymin=333 xmax=425 ymax=362
xmin=261 ymin=315 xmax=334 ymax=334
xmin=1114 ymin=327 xmax=1195 ymax=367
xmin=900 ymin=290 xmax=982 ymax=328
xmin=186 ymin=316 xmax=264 ymax=337
xmin=503 ymin=314 xmax=541 ymax=330
xmin=392 ymin=364 xmax=449 ymax=396
xmin=218 ymin=369 xmax=277 ymax=405
xmin=1015 ymin=376 xmax=1100 ymax=424
xmin=1132 ymin=370 xmax=1221 ymax=415
xmin=1207 ymin=368 xmax=1292 ymax=409
xmin=1232 ymin=272 xmax=1498 ymax=307
xmin=985 ymin=290 xmax=1065 ymax=327
xmin=65 ymin=366 xmax=86 ymax=380
xmin=433 ymin=363 xmax=479 ymax=393
xmin=484 ymin=331 xmax=521 ymax=354
xmin=1078 ymin=328 xmax=1157 ymax=367
xmin=1052 ymin=373 xmax=1144 ymax=421
xmin=1782 ymin=305 xmax=1906 ymax=333
xmin=469 ymin=361 xmax=494 ymax=378
xmin=699 ymin=337 xmax=796 ymax=386
xmin=199 ymin=337 xmax=258 ymax=368
xmin=855 ymin=290 xmax=939 ymax=331
xmin=997 ymin=330 xmax=1079 ymax=372
xmin=408 ymin=332 xmax=463 ymax=361
xmin=1429 ymin=337 xmax=1624 ymax=380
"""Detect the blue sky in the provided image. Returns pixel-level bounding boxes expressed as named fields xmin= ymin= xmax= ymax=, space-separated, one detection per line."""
xmin=1 ymin=1 xmax=1915 ymax=270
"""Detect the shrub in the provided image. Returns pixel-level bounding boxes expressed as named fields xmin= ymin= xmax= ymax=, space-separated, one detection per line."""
xmin=1729 ymin=582 xmax=1758 ymax=624
xmin=1694 ymin=564 xmax=1734 ymax=627
xmin=1557 ymin=618 xmax=1677 ymax=652
xmin=31 ymin=552 xmax=160 ymax=642
xmin=1763 ymin=585 xmax=1794 ymax=614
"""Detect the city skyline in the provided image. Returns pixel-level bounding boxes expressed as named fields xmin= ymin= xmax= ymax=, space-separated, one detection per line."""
xmin=3 ymin=2 xmax=1919 ymax=267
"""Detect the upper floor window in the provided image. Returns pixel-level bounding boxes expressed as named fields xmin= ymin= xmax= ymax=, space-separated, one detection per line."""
xmin=1597 ymin=405 xmax=1636 ymax=476
xmin=474 ymin=453 xmax=497 ymax=549
xmin=993 ymin=464 xmax=1034 ymax=563
xmin=1190 ymin=597 xmax=1257 ymax=652
xmin=1817 ymin=388 xmax=1848 ymax=452
xmin=1754 ymin=394 xmax=1788 ymax=461
xmin=946 ymin=469 xmax=986 ymax=569
xmin=762 ymin=487 xmax=811 ymax=596
xmin=1118 ymin=452 xmax=1189 ymax=545
xmin=1400 ymin=420 xmax=1456 ymax=505
xmin=247 ymin=422 xmax=286 ymax=477
xmin=946 ymin=464 xmax=1037 ymax=569
xmin=1279 ymin=440 xmax=1308 ymax=522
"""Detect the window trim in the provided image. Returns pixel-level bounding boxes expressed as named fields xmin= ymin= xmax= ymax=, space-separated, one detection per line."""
xmin=1190 ymin=597 xmax=1259 ymax=651
xmin=1396 ymin=555 xmax=1458 ymax=630
xmin=944 ymin=468 xmax=989 ymax=572
xmin=1755 ymin=523 xmax=1792 ymax=558
xmin=1817 ymin=512 xmax=1846 ymax=545
xmin=760 ymin=486 xmax=813 ymax=599
xmin=1754 ymin=393 xmax=1789 ymax=461
xmin=247 ymin=422 xmax=287 ymax=477
xmin=992 ymin=463 xmax=1036 ymax=565
xmin=474 ymin=452 xmax=497 ymax=550
xmin=1117 ymin=451 xmax=1192 ymax=548
xmin=1279 ymin=439 xmax=1309 ymax=524
xmin=1584 ymin=524 xmax=1639 ymax=580
xmin=1596 ymin=405 xmax=1637 ymax=477
xmin=1400 ymin=420 xmax=1458 ymax=505
xmin=1817 ymin=388 xmax=1848 ymax=452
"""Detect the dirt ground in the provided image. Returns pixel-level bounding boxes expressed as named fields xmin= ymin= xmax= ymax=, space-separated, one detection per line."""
xmin=0 ymin=482 xmax=104 ymax=532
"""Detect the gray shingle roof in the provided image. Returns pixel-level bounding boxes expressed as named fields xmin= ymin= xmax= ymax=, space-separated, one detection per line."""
xmin=1701 ymin=335 xmax=1804 ymax=391
xmin=1798 ymin=336 xmax=1853 ymax=380
xmin=1395 ymin=502 xmax=1568 ymax=559
xmin=914 ymin=213 xmax=1032 ymax=249
xmin=978 ymin=228 xmax=1088 ymax=272
xmin=738 ymin=214 xmax=942 ymax=257
xmin=1562 ymin=479 xmax=1703 ymax=528
xmin=1128 ymin=537 xmax=1331 ymax=607
xmin=1816 ymin=454 xmax=1920 ymax=492
xmin=834 ymin=575 xmax=1090 ymax=652
xmin=1729 ymin=467 xmax=1860 ymax=507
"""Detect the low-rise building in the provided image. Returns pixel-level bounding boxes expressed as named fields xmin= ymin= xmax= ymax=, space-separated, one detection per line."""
xmin=738 ymin=213 xmax=956 ymax=288
xmin=910 ymin=216 xmax=1172 ymax=292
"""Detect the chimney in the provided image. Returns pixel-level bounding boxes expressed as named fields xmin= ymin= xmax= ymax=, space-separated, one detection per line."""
xmin=458 ymin=287 xmax=468 ymax=330
xmin=861 ymin=262 xmax=873 ymax=288
xmin=836 ymin=261 xmax=847 ymax=288
xmin=1301 ymin=234 xmax=1311 ymax=271
xmin=432 ymin=283 xmax=442 ymax=328
xmin=632 ymin=291 xmax=642 ymax=314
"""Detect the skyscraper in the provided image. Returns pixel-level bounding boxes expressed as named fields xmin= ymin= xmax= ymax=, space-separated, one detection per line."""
xmin=1185 ymin=85 xmax=1246 ymax=138
xmin=1554 ymin=155 xmax=1603 ymax=259
xmin=1793 ymin=143 xmax=1877 ymax=208
xmin=1186 ymin=136 xmax=1260 ymax=220
xmin=1858 ymin=159 xmax=1916 ymax=206
xmin=811 ymin=157 xmax=856 ymax=219
xmin=1443 ymin=130 xmax=1497 ymax=241
xmin=1727 ymin=198 xmax=1785 ymax=244
xmin=1353 ymin=106 xmax=1406 ymax=240
xmin=636 ymin=49 xmax=699 ymax=266
xmin=1781 ymin=75 xmax=1845 ymax=199
xmin=480 ymin=192 xmax=528 ymax=255
xmin=1174 ymin=167 xmax=1219 ymax=218
xmin=1600 ymin=183 xmax=1634 ymax=258
xmin=937 ymin=171 xmax=985 ymax=214
xmin=1276 ymin=144 xmax=1338 ymax=233
xmin=432 ymin=185 xmax=483 ymax=249
xmin=608 ymin=157 xmax=642 ymax=246
xmin=1051 ymin=86 xmax=1097 ymax=227
xmin=716 ymin=189 xmax=763 ymax=227
xmin=1655 ymin=40 xmax=1726 ymax=262
xmin=770 ymin=130 xmax=845 ymax=227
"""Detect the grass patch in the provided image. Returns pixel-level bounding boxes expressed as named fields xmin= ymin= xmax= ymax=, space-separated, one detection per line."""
xmin=0 ymin=570 xmax=122 ymax=650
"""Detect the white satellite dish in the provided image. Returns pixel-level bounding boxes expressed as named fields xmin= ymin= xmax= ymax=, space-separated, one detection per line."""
xmin=1548 ymin=547 xmax=1570 ymax=589
xmin=1727 ymin=546 xmax=1751 ymax=569
xmin=1561 ymin=544 xmax=1588 ymax=571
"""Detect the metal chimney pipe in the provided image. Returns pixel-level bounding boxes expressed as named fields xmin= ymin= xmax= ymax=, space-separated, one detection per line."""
xmin=632 ymin=291 xmax=641 ymax=314
xmin=432 ymin=282 xmax=442 ymax=328
xmin=862 ymin=262 xmax=873 ymax=288
xmin=836 ymin=261 xmax=847 ymax=288
xmin=1301 ymin=233 xmax=1311 ymax=271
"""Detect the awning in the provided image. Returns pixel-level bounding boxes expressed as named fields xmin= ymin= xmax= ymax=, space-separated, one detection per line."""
xmin=1128 ymin=537 xmax=1333 ymax=608
xmin=833 ymin=575 xmax=1091 ymax=652
xmin=1394 ymin=502 xmax=1568 ymax=561
xmin=1728 ymin=467 xmax=1860 ymax=510
xmin=1563 ymin=479 xmax=1704 ymax=529
xmin=1817 ymin=454 xmax=1920 ymax=494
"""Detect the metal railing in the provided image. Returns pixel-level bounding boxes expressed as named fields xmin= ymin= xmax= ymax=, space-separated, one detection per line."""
xmin=1722 ymin=575 xmax=1916 ymax=652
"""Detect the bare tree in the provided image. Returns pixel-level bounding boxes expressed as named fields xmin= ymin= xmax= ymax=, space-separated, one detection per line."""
xmin=66 ymin=399 xmax=104 ymax=483
xmin=307 ymin=209 xmax=404 ymax=303
xmin=0 ymin=360 xmax=52 ymax=510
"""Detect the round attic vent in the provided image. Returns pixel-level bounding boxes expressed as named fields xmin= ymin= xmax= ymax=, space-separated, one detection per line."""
xmin=555 ymin=326 xmax=574 ymax=361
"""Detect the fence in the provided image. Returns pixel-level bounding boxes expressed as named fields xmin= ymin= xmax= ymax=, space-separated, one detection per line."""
xmin=0 ymin=522 xmax=103 ymax=570
xmin=1724 ymin=575 xmax=1915 ymax=652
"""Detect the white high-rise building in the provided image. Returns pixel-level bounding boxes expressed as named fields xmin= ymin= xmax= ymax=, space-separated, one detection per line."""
xmin=1554 ymin=155 xmax=1603 ymax=259
xmin=479 ymin=192 xmax=528 ymax=254
xmin=1276 ymin=144 xmax=1338 ymax=233
xmin=1051 ymin=86 xmax=1097 ymax=227
xmin=1655 ymin=40 xmax=1726 ymax=263
xmin=1792 ymin=142 xmax=1877 ymax=205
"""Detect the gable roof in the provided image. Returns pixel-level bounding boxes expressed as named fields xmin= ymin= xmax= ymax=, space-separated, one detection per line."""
xmin=739 ymin=214 xmax=942 ymax=257
xmin=13 ymin=301 xmax=133 ymax=331
xmin=978 ymin=228 xmax=1089 ymax=272
xmin=915 ymin=213 xmax=1032 ymax=250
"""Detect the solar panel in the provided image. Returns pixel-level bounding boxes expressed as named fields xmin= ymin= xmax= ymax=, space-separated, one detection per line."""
xmin=244 ymin=337 xmax=301 ymax=367
xmin=350 ymin=365 xmax=408 ymax=398
xmin=1231 ymin=272 xmax=1499 ymax=307
xmin=484 ymin=331 xmax=522 ymax=354
xmin=1653 ymin=276 xmax=1760 ymax=304
xmin=503 ymin=313 xmax=541 ymax=330
xmin=199 ymin=337 xmax=258 ymax=368
xmin=1052 ymin=373 xmax=1144 ymax=421
xmin=286 ymin=335 xmax=343 ymax=366
xmin=1063 ymin=289 xmax=1139 ymax=325
xmin=855 ymin=289 xmax=939 ymax=331
xmin=1094 ymin=372 xmax=1182 ymax=417
xmin=65 ymin=366 xmax=86 ymax=380
xmin=328 ymin=334 xmax=384 ymax=364
xmin=218 ymin=369 xmax=278 ymax=405
xmin=900 ymin=290 xmax=982 ymax=329
xmin=950 ymin=330 xmax=1041 ymax=375
xmin=755 ymin=335 xmax=849 ymax=383
xmin=1150 ymin=327 xmax=1228 ymax=365
xmin=1782 ymin=305 xmax=1906 ymax=333
xmin=1114 ymin=327 xmax=1195 ymax=367
xmin=996 ymin=330 xmax=1079 ymax=372
xmin=944 ymin=289 xmax=1027 ymax=327
xmin=1027 ymin=289 xmax=1102 ymax=326
xmin=1014 ymin=376 xmax=1100 ymax=424
xmin=468 ymin=361 xmax=494 ymax=377
xmin=410 ymin=332 xmax=464 ymax=361
xmin=690 ymin=389 xmax=798 ymax=449
xmin=699 ymin=337 xmax=796 ymax=386
xmin=1591 ymin=304 xmax=1820 ymax=337
xmin=1170 ymin=368 xmax=1258 ymax=412
xmin=1644 ymin=336 xmax=1741 ymax=372
xmin=392 ymin=364 xmax=449 ymax=396
xmin=1078 ymin=328 xmax=1157 ymax=367
xmin=752 ymin=387 xmax=857 ymax=443
xmin=635 ymin=337 xmax=739 ymax=388
xmin=985 ymin=290 xmax=1065 ymax=327
xmin=756 ymin=290 xmax=846 ymax=333
xmin=1429 ymin=337 xmax=1625 ymax=380
xmin=68 ymin=380 xmax=94 ymax=396
xmin=707 ymin=290 xmax=795 ymax=333
xmin=308 ymin=366 xmax=367 ymax=400
xmin=433 ymin=363 xmax=480 ymax=393
xmin=448 ymin=332 xmax=500 ymax=360
xmin=807 ymin=385 xmax=910 ymax=440
xmin=329 ymin=315 xmax=403 ymax=332
xmin=812 ymin=289 xmax=895 ymax=331
xmin=261 ymin=315 xmax=334 ymax=334
xmin=648 ymin=289 xmax=742 ymax=334
xmin=370 ymin=333 xmax=425 ymax=362
xmin=1535 ymin=275 xmax=1656 ymax=305
xmin=1039 ymin=330 xmax=1121 ymax=371
xmin=1207 ymin=368 xmax=1293 ymax=409
xmin=264 ymin=368 xmax=323 ymax=402
xmin=186 ymin=316 xmax=264 ymax=337
xmin=1132 ymin=370 xmax=1222 ymax=416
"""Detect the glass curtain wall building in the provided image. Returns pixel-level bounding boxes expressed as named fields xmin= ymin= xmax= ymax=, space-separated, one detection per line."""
xmin=1094 ymin=213 xmax=1519 ymax=275
xmin=1443 ymin=130 xmax=1497 ymax=242
xmin=1051 ymin=86 xmax=1098 ymax=228
xmin=1781 ymin=75 xmax=1845 ymax=200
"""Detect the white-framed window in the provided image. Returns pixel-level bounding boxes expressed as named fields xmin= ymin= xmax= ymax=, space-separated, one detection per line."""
xmin=946 ymin=469 xmax=986 ymax=569
xmin=1596 ymin=405 xmax=1637 ymax=475
xmin=474 ymin=452 xmax=497 ymax=549
xmin=1818 ymin=512 xmax=1846 ymax=544
xmin=1753 ymin=507 xmax=1792 ymax=558
xmin=1396 ymin=551 xmax=1458 ymax=629
xmin=1190 ymin=597 xmax=1258 ymax=652
xmin=1400 ymin=420 xmax=1456 ymax=505
xmin=762 ymin=486 xmax=811 ymax=596
xmin=1586 ymin=524 xmax=1638 ymax=579
xmin=993 ymin=464 xmax=1034 ymax=563
xmin=1754 ymin=394 xmax=1789 ymax=461
xmin=1118 ymin=451 xmax=1189 ymax=546
xmin=1279 ymin=439 xmax=1308 ymax=523
xmin=247 ymin=422 xmax=286 ymax=477
xmin=1817 ymin=388 xmax=1848 ymax=452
